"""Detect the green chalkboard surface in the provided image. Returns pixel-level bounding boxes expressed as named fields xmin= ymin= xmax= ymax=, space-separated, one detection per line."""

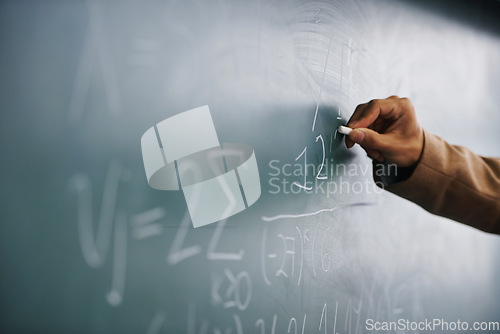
xmin=1 ymin=0 xmax=499 ymax=332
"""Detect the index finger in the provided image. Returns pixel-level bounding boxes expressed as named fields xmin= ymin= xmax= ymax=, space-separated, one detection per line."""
xmin=346 ymin=102 xmax=369 ymax=128
xmin=349 ymin=97 xmax=408 ymax=128
xmin=345 ymin=102 xmax=368 ymax=148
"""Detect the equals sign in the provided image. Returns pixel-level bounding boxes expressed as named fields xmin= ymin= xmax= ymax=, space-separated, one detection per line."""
xmin=130 ymin=207 xmax=166 ymax=240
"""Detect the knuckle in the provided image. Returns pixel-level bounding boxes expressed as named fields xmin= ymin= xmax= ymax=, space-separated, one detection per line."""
xmin=368 ymin=99 xmax=378 ymax=106
xmin=399 ymin=97 xmax=415 ymax=111
xmin=399 ymin=97 xmax=412 ymax=106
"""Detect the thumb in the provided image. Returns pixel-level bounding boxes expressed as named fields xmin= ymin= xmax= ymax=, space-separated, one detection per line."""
xmin=348 ymin=128 xmax=389 ymax=151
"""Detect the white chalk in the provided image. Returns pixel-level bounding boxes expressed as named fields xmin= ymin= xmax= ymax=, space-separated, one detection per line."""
xmin=337 ymin=125 xmax=353 ymax=135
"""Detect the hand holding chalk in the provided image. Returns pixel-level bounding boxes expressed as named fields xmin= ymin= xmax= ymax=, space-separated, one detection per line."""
xmin=344 ymin=96 xmax=424 ymax=167
xmin=337 ymin=125 xmax=352 ymax=135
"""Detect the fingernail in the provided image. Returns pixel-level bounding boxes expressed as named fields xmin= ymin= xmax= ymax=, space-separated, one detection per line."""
xmin=349 ymin=129 xmax=365 ymax=143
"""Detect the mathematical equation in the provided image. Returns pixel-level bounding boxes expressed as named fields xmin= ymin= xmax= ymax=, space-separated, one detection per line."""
xmin=68 ymin=156 xmax=423 ymax=333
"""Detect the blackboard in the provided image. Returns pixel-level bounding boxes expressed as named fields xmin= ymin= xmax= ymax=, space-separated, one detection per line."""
xmin=1 ymin=0 xmax=499 ymax=332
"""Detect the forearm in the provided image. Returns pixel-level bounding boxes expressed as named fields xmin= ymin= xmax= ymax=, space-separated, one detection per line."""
xmin=374 ymin=130 xmax=500 ymax=235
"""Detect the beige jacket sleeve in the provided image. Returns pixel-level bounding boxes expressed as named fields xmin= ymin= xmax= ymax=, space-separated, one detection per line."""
xmin=376 ymin=130 xmax=500 ymax=235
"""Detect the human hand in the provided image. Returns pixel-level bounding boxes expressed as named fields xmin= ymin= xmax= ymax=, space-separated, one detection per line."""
xmin=345 ymin=96 xmax=424 ymax=167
